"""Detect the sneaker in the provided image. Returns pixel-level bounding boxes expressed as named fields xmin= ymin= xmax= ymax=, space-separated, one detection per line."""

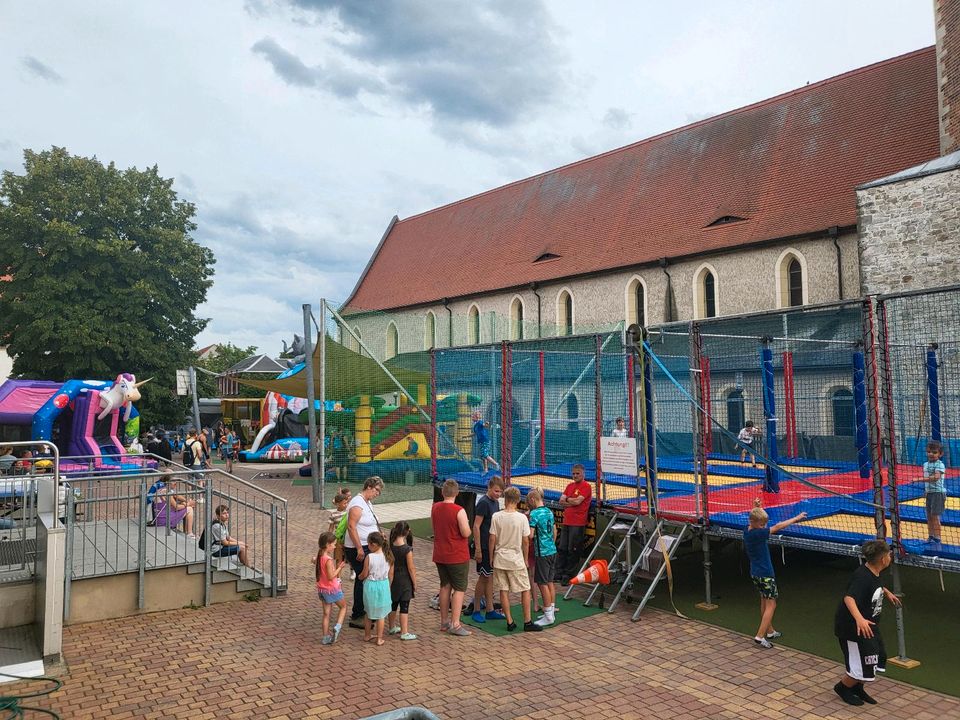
xmin=332 ymin=625 xmax=342 ymax=643
xmin=447 ymin=624 xmax=471 ymax=637
xmin=485 ymin=610 xmax=506 ymax=620
xmin=400 ymin=633 xmax=418 ymax=641
xmin=753 ymin=637 xmax=773 ymax=649
xmin=471 ymin=611 xmax=486 ymax=623
xmin=348 ymin=619 xmax=365 ymax=629
xmin=388 ymin=625 xmax=402 ymax=635
xmin=439 ymin=622 xmax=451 ymax=632
xmin=852 ymin=684 xmax=877 ymax=705
xmin=321 ymin=634 xmax=333 ymax=645
xmin=506 ymin=621 xmax=517 ymax=632
xmin=523 ymin=621 xmax=543 ymax=632
xmin=766 ymin=630 xmax=782 ymax=639
xmin=834 ymin=682 xmax=864 ymax=706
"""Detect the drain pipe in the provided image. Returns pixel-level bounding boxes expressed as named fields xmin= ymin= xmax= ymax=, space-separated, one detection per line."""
xmin=442 ymin=297 xmax=453 ymax=347
xmin=829 ymin=226 xmax=844 ymax=299
xmin=530 ymin=282 xmax=542 ymax=338
xmin=659 ymin=258 xmax=675 ymax=323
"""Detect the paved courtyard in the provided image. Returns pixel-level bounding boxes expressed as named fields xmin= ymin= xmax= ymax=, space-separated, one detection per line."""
xmin=9 ymin=473 xmax=960 ymax=719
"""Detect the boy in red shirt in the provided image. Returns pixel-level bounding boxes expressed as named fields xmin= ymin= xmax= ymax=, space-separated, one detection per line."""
xmin=430 ymin=479 xmax=473 ymax=636
xmin=556 ymin=464 xmax=592 ymax=584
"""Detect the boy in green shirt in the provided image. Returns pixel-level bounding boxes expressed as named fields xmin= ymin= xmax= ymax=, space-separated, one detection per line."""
xmin=527 ymin=488 xmax=558 ymax=627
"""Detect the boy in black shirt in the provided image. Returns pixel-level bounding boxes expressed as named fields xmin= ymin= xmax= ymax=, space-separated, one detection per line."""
xmin=833 ymin=540 xmax=902 ymax=706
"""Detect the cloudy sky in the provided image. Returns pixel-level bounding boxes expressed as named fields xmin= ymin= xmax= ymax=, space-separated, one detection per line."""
xmin=1 ymin=1 xmax=934 ymax=356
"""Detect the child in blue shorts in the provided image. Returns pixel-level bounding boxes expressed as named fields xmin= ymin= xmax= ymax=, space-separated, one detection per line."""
xmin=744 ymin=498 xmax=806 ymax=648
xmin=316 ymin=531 xmax=347 ymax=645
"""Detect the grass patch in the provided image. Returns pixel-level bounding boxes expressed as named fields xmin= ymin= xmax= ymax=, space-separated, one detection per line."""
xmin=638 ymin=538 xmax=960 ymax=696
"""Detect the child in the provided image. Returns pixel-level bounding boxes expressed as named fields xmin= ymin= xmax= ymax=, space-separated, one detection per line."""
xmin=359 ymin=531 xmax=392 ymax=645
xmin=611 ymin=417 xmax=628 ymax=438
xmin=329 ymin=490 xmax=351 ymax=567
xmin=388 ymin=521 xmax=418 ymax=640
xmin=833 ymin=540 xmax=902 ymax=706
xmin=527 ymin=488 xmax=558 ymax=627
xmin=744 ymin=498 xmax=807 ymax=648
xmin=315 ymin=531 xmax=347 ymax=645
xmin=738 ymin=421 xmax=761 ymax=467
xmin=923 ymin=440 xmax=946 ymax=544
xmin=489 ymin=486 xmax=542 ymax=632
xmin=472 ymin=413 xmax=500 ymax=474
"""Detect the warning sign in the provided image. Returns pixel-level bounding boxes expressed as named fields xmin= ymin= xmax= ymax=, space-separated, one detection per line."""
xmin=600 ymin=436 xmax=639 ymax=476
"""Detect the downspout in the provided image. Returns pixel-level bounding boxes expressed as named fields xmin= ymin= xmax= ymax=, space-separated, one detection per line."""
xmin=530 ymin=282 xmax=542 ymax=338
xmin=442 ymin=297 xmax=453 ymax=347
xmin=659 ymin=258 xmax=675 ymax=323
xmin=829 ymin=225 xmax=844 ymax=299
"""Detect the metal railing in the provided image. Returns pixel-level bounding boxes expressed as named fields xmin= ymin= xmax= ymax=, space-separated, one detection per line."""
xmin=0 ymin=441 xmax=61 ymax=579
xmin=58 ymin=455 xmax=287 ymax=617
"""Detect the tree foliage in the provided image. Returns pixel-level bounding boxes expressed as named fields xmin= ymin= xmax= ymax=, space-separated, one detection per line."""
xmin=0 ymin=147 xmax=215 ymax=424
xmin=195 ymin=342 xmax=259 ymax=398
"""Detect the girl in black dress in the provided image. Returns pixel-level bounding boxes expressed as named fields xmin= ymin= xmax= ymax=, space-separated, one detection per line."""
xmin=387 ymin=521 xmax=417 ymax=640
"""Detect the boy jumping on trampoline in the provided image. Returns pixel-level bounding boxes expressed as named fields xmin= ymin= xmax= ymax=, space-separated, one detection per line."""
xmin=738 ymin=421 xmax=762 ymax=467
xmin=833 ymin=539 xmax=901 ymax=706
xmin=745 ymin=498 xmax=806 ymax=648
xmin=473 ymin=413 xmax=500 ymax=474
xmin=923 ymin=440 xmax=946 ymax=545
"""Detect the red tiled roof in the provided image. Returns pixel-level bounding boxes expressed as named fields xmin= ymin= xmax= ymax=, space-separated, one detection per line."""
xmin=346 ymin=47 xmax=940 ymax=313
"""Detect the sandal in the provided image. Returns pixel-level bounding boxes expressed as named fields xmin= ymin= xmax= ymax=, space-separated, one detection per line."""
xmin=440 ymin=622 xmax=451 ymax=632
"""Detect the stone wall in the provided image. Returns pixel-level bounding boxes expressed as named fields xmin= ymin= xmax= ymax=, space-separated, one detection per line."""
xmin=343 ymin=234 xmax=859 ymax=362
xmin=856 ymin=166 xmax=960 ymax=295
xmin=937 ymin=0 xmax=960 ymax=154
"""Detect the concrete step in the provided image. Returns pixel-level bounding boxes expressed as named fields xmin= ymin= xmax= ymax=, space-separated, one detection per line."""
xmin=187 ymin=560 xmax=273 ymax=595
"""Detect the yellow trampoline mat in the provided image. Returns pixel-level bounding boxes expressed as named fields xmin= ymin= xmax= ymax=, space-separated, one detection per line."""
xmin=509 ymin=474 xmax=640 ymax=502
xmin=708 ymin=459 xmax=834 ymax=474
xmin=902 ymin=496 xmax=960 ymax=511
xmin=798 ymin=513 xmax=960 ymax=544
xmin=655 ymin=471 xmax=758 ymax=487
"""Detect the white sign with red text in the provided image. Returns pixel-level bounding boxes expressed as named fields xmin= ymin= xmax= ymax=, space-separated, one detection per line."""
xmin=600 ymin=436 xmax=639 ymax=476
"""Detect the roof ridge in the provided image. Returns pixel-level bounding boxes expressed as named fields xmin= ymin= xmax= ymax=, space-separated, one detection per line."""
xmin=396 ymin=45 xmax=935 ymax=226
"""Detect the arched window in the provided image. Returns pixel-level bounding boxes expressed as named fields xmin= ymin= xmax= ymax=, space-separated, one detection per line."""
xmin=510 ymin=297 xmax=525 ymax=340
xmin=726 ymin=389 xmax=744 ymax=432
xmin=468 ymin=305 xmax=481 ymax=345
xmin=557 ymin=289 xmax=574 ymax=336
xmin=831 ymin=388 xmax=854 ymax=437
xmin=776 ymin=249 xmax=808 ymax=308
xmin=386 ymin=323 xmax=399 ymax=360
xmin=625 ymin=277 xmax=647 ymax=328
xmin=694 ymin=265 xmax=718 ymax=319
xmin=424 ymin=312 xmax=436 ymax=350
xmin=566 ymin=393 xmax=579 ymax=430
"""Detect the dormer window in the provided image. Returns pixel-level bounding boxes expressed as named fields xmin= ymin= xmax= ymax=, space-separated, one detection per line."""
xmin=706 ymin=215 xmax=746 ymax=227
xmin=534 ymin=252 xmax=560 ymax=262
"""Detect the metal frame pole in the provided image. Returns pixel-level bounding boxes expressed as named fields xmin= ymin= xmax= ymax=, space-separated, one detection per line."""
xmin=927 ymin=344 xmax=942 ymax=442
xmin=760 ymin=339 xmax=780 ymax=493
xmin=539 ymin=351 xmax=546 ymax=468
xmin=318 ymin=299 xmax=327 ymax=507
xmin=641 ymin=333 xmax=658 ymax=517
xmin=303 ymin=304 xmax=321 ymax=504
xmin=594 ymin=334 xmax=604 ymax=503
xmin=189 ymin=366 xmax=202 ymax=433
xmin=430 ymin=348 xmax=438 ymax=480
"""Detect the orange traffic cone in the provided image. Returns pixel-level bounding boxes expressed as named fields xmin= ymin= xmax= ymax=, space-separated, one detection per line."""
xmin=569 ymin=558 xmax=610 ymax=586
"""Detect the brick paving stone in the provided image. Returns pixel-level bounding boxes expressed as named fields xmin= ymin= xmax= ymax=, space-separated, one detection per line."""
xmin=4 ymin=473 xmax=958 ymax=719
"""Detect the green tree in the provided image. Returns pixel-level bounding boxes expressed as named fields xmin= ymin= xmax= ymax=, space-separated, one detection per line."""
xmin=0 ymin=147 xmax=215 ymax=425
xmin=195 ymin=342 xmax=259 ymax=398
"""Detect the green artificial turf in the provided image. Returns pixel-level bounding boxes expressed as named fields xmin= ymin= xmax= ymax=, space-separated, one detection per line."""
xmin=637 ymin=539 xmax=960 ymax=697
xmin=461 ymin=597 xmax=604 ymax=636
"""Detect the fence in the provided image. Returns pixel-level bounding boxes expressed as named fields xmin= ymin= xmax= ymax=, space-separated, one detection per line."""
xmin=60 ymin=462 xmax=287 ymax=614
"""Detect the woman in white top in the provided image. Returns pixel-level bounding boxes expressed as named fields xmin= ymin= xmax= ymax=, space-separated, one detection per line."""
xmin=344 ymin=476 xmax=384 ymax=625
